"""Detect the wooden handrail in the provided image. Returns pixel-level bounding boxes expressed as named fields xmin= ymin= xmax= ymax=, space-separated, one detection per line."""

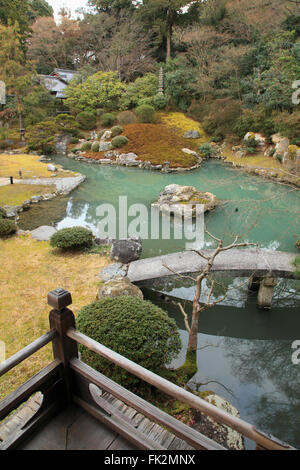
xmin=70 ymin=358 xmax=225 ymax=450
xmin=0 ymin=329 xmax=57 ymax=378
xmin=67 ymin=327 xmax=294 ymax=451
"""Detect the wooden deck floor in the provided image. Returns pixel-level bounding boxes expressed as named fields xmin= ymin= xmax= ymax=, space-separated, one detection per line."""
xmin=18 ymin=404 xmax=138 ymax=450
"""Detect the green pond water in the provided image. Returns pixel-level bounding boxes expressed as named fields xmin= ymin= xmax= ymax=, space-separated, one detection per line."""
xmin=20 ymin=156 xmax=300 ymax=256
xmin=18 ymin=156 xmax=300 ymax=449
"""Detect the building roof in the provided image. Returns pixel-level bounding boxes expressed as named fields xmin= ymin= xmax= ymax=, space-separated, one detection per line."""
xmin=39 ymin=69 xmax=78 ymax=98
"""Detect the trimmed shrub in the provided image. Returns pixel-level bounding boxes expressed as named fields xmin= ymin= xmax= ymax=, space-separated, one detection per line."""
xmin=76 ymin=111 xmax=97 ymax=130
xmin=111 ymin=125 xmax=123 ymax=138
xmin=91 ymin=142 xmax=100 ymax=152
xmin=0 ymin=207 xmax=7 ymax=219
xmin=101 ymin=113 xmax=115 ymax=127
xmin=0 ymin=219 xmax=16 ymax=237
xmin=111 ymin=136 xmax=128 ymax=148
xmin=50 ymin=227 xmax=93 ymax=250
xmin=198 ymin=143 xmax=214 ymax=158
xmin=81 ymin=142 xmax=92 ymax=151
xmin=70 ymin=137 xmax=79 ymax=144
xmin=135 ymin=104 xmax=156 ymax=124
xmin=117 ymin=111 xmax=136 ymax=125
xmin=76 ymin=296 xmax=181 ymax=389
xmin=295 ymin=239 xmax=300 ymax=251
xmin=244 ymin=137 xmax=259 ymax=154
xmin=98 ymin=129 xmax=106 ymax=139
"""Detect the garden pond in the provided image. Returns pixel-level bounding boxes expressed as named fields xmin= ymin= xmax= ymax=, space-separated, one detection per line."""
xmin=18 ymin=156 xmax=300 ymax=449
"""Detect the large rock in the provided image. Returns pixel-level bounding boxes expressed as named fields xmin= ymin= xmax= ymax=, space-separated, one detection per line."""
xmin=152 ymin=184 xmax=217 ymax=218
xmin=54 ymin=134 xmax=72 ymax=155
xmin=30 ymin=225 xmax=57 ymax=241
xmin=273 ymin=137 xmax=289 ymax=160
xmin=182 ymin=148 xmax=200 ymax=158
xmin=110 ymin=238 xmax=142 ymax=264
xmin=97 ymin=276 xmax=143 ymax=300
xmin=183 ymin=130 xmax=200 ymax=139
xmin=192 ymin=393 xmax=244 ymax=450
xmin=244 ymin=132 xmax=266 ymax=147
xmin=99 ymin=141 xmax=112 ymax=152
xmin=47 ymin=164 xmax=57 ymax=172
xmin=100 ymin=130 xmax=112 ymax=141
xmin=116 ymin=153 xmax=141 ymax=166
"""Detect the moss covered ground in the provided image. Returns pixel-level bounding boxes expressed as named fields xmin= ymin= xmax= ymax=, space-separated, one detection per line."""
xmin=0 ymin=154 xmax=75 ymax=179
xmin=0 ymin=184 xmax=55 ymax=206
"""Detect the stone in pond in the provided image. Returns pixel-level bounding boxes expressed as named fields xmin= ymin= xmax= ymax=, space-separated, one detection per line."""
xmin=152 ymin=184 xmax=217 ymax=218
xmin=31 ymin=225 xmax=57 ymax=241
xmin=47 ymin=164 xmax=57 ymax=172
xmin=110 ymin=238 xmax=142 ymax=264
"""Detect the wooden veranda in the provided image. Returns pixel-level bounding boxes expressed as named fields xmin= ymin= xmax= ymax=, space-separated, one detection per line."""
xmin=0 ymin=288 xmax=295 ymax=451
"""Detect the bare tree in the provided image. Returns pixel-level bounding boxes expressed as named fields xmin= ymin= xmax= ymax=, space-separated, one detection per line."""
xmin=164 ymin=229 xmax=257 ymax=379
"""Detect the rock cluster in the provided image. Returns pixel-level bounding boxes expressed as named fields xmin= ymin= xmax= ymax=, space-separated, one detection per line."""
xmin=152 ymin=184 xmax=217 ymax=218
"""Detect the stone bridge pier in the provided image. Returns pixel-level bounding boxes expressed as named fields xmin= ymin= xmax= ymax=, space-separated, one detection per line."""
xmin=249 ymin=275 xmax=278 ymax=310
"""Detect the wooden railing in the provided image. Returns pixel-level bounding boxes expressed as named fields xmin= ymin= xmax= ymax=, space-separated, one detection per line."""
xmin=0 ymin=288 xmax=296 ymax=450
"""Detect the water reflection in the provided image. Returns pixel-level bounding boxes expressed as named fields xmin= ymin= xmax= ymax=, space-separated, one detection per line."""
xmin=18 ymin=156 xmax=300 ymax=257
xmin=144 ymin=288 xmax=300 ymax=449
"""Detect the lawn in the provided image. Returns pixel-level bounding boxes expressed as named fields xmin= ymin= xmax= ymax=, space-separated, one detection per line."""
xmin=0 ymin=235 xmax=109 ymax=399
xmin=0 ymin=154 xmax=76 ymax=179
xmin=0 ymin=184 xmax=55 ymax=206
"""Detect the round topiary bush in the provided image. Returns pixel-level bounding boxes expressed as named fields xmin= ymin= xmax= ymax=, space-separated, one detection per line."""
xmin=91 ymin=141 xmax=100 ymax=152
xmin=101 ymin=113 xmax=115 ymax=127
xmin=70 ymin=137 xmax=79 ymax=144
xmin=76 ymin=296 xmax=181 ymax=389
xmin=76 ymin=111 xmax=97 ymax=130
xmin=50 ymin=227 xmax=94 ymax=250
xmin=111 ymin=135 xmax=128 ymax=149
xmin=117 ymin=111 xmax=136 ymax=125
xmin=135 ymin=104 xmax=156 ymax=124
xmin=81 ymin=142 xmax=92 ymax=152
xmin=111 ymin=125 xmax=123 ymax=138
xmin=0 ymin=219 xmax=17 ymax=237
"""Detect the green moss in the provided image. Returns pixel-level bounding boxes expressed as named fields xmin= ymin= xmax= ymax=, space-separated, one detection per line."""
xmin=293 ymin=255 xmax=300 ymax=279
xmin=178 ymin=348 xmax=198 ymax=381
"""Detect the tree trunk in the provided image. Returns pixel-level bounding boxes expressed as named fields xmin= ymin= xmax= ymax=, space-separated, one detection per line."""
xmin=166 ymin=9 xmax=173 ymax=62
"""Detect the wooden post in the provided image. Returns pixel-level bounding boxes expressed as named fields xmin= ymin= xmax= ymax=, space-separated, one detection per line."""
xmin=48 ymin=288 xmax=78 ymax=403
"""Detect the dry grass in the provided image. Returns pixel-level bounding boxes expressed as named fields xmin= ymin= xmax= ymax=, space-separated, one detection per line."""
xmin=159 ymin=112 xmax=208 ymax=145
xmin=0 ymin=184 xmax=55 ymax=206
xmin=223 ymin=143 xmax=282 ymax=170
xmin=0 ymin=154 xmax=76 ymax=179
xmin=0 ymin=235 xmax=109 ymax=400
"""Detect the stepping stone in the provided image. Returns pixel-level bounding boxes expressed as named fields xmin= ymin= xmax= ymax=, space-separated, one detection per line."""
xmin=31 ymin=226 xmax=57 ymax=241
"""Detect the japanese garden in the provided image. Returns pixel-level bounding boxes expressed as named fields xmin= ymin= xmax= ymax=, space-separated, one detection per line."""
xmin=0 ymin=0 xmax=300 ymax=452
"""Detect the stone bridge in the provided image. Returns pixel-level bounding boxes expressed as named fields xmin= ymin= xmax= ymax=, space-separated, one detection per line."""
xmin=126 ymin=249 xmax=296 ymax=283
xmin=100 ymin=248 xmax=297 ymax=310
